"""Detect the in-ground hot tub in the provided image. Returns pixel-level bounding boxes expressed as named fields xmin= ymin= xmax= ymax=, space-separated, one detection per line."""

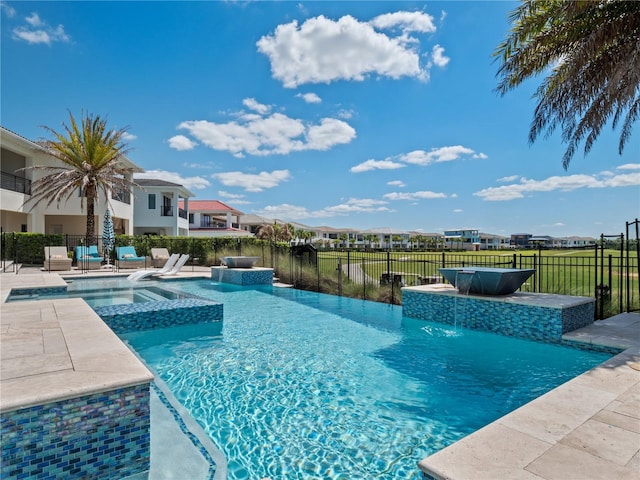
xmin=220 ymin=256 xmax=260 ymax=268
xmin=438 ymin=267 xmax=535 ymax=295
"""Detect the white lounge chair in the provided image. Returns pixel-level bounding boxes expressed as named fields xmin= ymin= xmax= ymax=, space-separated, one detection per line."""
xmin=127 ymin=253 xmax=180 ymax=281
xmin=166 ymin=254 xmax=190 ymax=275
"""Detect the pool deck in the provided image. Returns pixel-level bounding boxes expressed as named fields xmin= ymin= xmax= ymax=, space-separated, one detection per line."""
xmin=1 ymin=268 xmax=639 ymax=479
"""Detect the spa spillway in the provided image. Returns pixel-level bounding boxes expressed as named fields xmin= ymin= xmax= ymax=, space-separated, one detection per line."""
xmin=220 ymin=256 xmax=260 ymax=268
xmin=438 ymin=267 xmax=535 ymax=295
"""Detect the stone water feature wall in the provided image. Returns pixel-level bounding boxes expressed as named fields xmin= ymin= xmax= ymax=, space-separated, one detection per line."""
xmin=211 ymin=266 xmax=274 ymax=286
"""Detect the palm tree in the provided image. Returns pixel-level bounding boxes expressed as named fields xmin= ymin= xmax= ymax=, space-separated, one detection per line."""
xmin=26 ymin=111 xmax=138 ymax=244
xmin=256 ymin=223 xmax=274 ymax=241
xmin=494 ymin=1 xmax=640 ymax=169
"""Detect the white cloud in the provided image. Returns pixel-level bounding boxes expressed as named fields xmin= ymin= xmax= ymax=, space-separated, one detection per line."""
xmin=168 ymin=135 xmax=197 ymax=151
xmin=173 ymin=99 xmax=355 ymax=157
xmin=497 ymin=175 xmax=519 ymax=183
xmin=453 ymin=208 xmax=463 ymax=213
xmin=387 ymin=180 xmax=406 ymax=187
xmin=431 ymin=44 xmax=449 ymax=67
xmin=257 ymin=11 xmax=445 ymax=88
xmin=134 ymin=170 xmax=211 ymax=190
xmin=256 ymin=198 xmax=392 ymax=220
xmin=400 ymin=145 xmax=480 ymax=165
xmin=350 ymin=159 xmax=405 ymax=173
xmin=474 ymin=171 xmax=640 ymax=201
xmin=121 ymin=132 xmax=137 ymax=141
xmin=243 ymin=97 xmax=270 ymax=114
xmin=218 ymin=190 xmax=251 ymax=205
xmin=369 ymin=11 xmax=437 ymax=33
xmin=296 ymin=92 xmax=322 ymax=104
xmin=12 ymin=11 xmax=70 ymax=45
xmin=211 ymin=169 xmax=291 ymax=192
xmin=617 ymin=163 xmax=640 ymax=170
xmin=1 ymin=3 xmax=16 ymax=17
xmin=383 ymin=190 xmax=447 ymax=200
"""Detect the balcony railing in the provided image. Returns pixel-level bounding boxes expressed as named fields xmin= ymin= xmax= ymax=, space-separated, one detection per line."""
xmin=161 ymin=206 xmax=174 ymax=217
xmin=1 ymin=171 xmax=31 ymax=195
xmin=178 ymin=208 xmax=187 ymax=219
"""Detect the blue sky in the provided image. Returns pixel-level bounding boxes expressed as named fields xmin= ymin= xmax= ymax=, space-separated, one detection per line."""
xmin=2 ymin=1 xmax=638 ymax=238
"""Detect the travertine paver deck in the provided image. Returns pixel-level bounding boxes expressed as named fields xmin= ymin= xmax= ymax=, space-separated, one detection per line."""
xmin=1 ymin=268 xmax=639 ymax=480
xmin=419 ymin=312 xmax=640 ymax=480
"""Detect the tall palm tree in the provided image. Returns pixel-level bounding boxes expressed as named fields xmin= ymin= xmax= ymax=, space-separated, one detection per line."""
xmin=495 ymin=1 xmax=640 ymax=169
xmin=26 ymin=111 xmax=139 ymax=244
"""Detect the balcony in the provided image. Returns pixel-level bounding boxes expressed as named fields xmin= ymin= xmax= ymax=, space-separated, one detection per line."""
xmin=178 ymin=208 xmax=187 ymax=219
xmin=112 ymin=190 xmax=131 ymax=205
xmin=1 ymin=171 xmax=31 ymax=195
xmin=161 ymin=206 xmax=174 ymax=217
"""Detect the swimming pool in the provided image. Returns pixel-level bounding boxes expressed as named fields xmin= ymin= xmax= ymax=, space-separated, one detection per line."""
xmin=117 ymin=279 xmax=611 ymax=480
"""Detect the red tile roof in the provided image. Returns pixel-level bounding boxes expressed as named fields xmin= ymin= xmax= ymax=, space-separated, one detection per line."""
xmin=179 ymin=199 xmax=243 ymax=215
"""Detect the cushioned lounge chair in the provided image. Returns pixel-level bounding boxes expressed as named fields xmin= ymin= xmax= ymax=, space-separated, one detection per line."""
xmin=75 ymin=245 xmax=104 ymax=270
xmin=127 ymin=253 xmax=180 ymax=281
xmin=116 ymin=246 xmax=146 ymax=269
xmin=150 ymin=247 xmax=171 ymax=268
xmin=43 ymin=246 xmax=73 ymax=271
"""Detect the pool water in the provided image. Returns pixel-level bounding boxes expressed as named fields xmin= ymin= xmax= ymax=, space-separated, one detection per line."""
xmin=6 ymin=279 xmax=191 ymax=308
xmin=120 ymin=280 xmax=611 ymax=480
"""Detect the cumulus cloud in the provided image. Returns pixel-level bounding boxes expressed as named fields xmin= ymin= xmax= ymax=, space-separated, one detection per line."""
xmin=211 ymin=169 xmax=291 ymax=192
xmin=168 ymin=135 xmax=197 ymax=151
xmin=497 ymin=175 xmax=519 ymax=183
xmin=257 ymin=10 xmax=445 ymax=88
xmin=400 ymin=146 xmax=483 ymax=165
xmin=256 ymin=197 xmax=392 ymax=220
xmin=474 ymin=171 xmax=640 ymax=201
xmin=134 ymin=170 xmax=211 ymax=191
xmin=218 ymin=190 xmax=251 ymax=205
xmin=431 ymin=44 xmax=450 ymax=67
xmin=617 ymin=163 xmax=640 ymax=170
xmin=352 ymin=145 xmax=485 ymax=173
xmin=387 ymin=180 xmax=406 ymax=187
xmin=121 ymin=132 xmax=137 ymax=141
xmin=383 ymin=190 xmax=447 ymax=200
xmin=296 ymin=92 xmax=322 ymax=104
xmin=171 ymin=98 xmax=355 ymax=157
xmin=350 ymin=159 xmax=405 ymax=173
xmin=12 ymin=11 xmax=70 ymax=45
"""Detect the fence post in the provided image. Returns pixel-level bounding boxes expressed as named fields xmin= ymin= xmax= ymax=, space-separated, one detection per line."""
xmin=512 ymin=253 xmax=516 ymax=269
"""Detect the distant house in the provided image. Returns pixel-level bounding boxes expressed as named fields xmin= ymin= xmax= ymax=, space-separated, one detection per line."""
xmin=444 ymin=228 xmax=480 ymax=251
xmin=0 ymin=126 xmax=139 ymax=236
xmin=133 ymin=178 xmax=194 ymax=236
xmin=181 ymin=199 xmax=252 ymax=237
xmin=510 ymin=233 xmax=532 ymax=249
xmin=479 ymin=232 xmax=510 ymax=250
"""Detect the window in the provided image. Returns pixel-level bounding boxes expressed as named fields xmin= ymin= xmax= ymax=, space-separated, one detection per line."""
xmin=189 ymin=213 xmax=194 ymax=224
xmin=148 ymin=194 xmax=156 ymax=209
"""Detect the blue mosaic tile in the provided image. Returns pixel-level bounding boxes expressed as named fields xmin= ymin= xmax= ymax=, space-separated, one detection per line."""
xmin=1 ymin=384 xmax=150 ymax=480
xmin=211 ymin=267 xmax=274 ymax=285
xmin=94 ymin=298 xmax=223 ymax=334
xmin=403 ymin=289 xmax=597 ymax=346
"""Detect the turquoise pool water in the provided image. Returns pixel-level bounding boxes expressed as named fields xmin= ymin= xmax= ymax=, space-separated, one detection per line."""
xmin=119 ymin=279 xmax=611 ymax=480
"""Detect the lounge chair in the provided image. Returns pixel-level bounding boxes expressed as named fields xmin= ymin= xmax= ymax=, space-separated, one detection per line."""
xmin=116 ymin=246 xmax=146 ymax=269
xmin=150 ymin=247 xmax=171 ymax=268
xmin=43 ymin=246 xmax=73 ymax=271
xmin=127 ymin=253 xmax=180 ymax=281
xmin=75 ymin=245 xmax=104 ymax=270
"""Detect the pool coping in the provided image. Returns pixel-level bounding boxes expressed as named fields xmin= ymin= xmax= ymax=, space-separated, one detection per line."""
xmin=1 ymin=271 xmax=639 ymax=479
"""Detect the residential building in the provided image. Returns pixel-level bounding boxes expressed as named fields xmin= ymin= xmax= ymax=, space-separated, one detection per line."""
xmin=1 ymin=126 xmax=139 ymax=236
xmin=133 ymin=179 xmax=194 ymax=236
xmin=182 ymin=199 xmax=252 ymax=237
xmin=444 ymin=228 xmax=481 ymax=251
xmin=479 ymin=232 xmax=510 ymax=250
xmin=511 ymin=233 xmax=532 ymax=248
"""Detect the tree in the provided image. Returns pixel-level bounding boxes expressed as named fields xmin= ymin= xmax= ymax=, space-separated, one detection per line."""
xmin=495 ymin=1 xmax=640 ymax=169
xmin=26 ymin=111 xmax=138 ymax=244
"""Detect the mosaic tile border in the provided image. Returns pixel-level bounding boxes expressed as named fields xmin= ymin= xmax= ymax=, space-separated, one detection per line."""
xmin=1 ymin=384 xmax=150 ymax=480
xmin=151 ymin=383 xmax=217 ymax=480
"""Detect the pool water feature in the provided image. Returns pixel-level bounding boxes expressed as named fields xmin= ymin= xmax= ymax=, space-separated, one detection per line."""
xmin=120 ymin=279 xmax=611 ymax=480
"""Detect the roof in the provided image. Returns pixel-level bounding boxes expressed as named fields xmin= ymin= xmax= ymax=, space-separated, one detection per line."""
xmin=134 ymin=178 xmax=195 ymax=198
xmin=179 ymin=199 xmax=244 ymax=215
